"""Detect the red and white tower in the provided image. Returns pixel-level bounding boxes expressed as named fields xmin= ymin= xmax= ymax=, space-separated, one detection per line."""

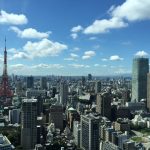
xmin=0 ymin=39 xmax=13 ymax=103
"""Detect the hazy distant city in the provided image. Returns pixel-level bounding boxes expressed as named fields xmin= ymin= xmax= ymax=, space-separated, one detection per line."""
xmin=1 ymin=0 xmax=150 ymax=150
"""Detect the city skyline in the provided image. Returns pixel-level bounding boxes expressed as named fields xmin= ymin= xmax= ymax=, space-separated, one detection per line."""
xmin=0 ymin=0 xmax=150 ymax=75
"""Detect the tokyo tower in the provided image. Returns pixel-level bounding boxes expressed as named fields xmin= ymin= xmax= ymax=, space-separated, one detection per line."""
xmin=0 ymin=39 xmax=13 ymax=102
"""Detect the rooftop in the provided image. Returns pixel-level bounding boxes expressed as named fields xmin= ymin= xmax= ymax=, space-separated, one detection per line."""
xmin=22 ymin=98 xmax=37 ymax=103
xmin=0 ymin=134 xmax=12 ymax=147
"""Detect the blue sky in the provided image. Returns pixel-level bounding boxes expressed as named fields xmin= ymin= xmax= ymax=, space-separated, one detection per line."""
xmin=0 ymin=0 xmax=150 ymax=76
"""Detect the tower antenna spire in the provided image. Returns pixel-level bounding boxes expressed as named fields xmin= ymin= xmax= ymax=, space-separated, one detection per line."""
xmin=5 ymin=37 xmax=6 ymax=51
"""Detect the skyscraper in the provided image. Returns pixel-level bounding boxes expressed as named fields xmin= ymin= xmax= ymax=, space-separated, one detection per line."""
xmin=40 ymin=77 xmax=47 ymax=89
xmin=60 ymin=81 xmax=68 ymax=106
xmin=26 ymin=76 xmax=34 ymax=89
xmin=21 ymin=99 xmax=37 ymax=149
xmin=49 ymin=104 xmax=64 ymax=131
xmin=80 ymin=114 xmax=99 ymax=150
xmin=132 ymin=57 xmax=149 ymax=102
xmin=147 ymin=73 xmax=150 ymax=111
xmin=95 ymin=80 xmax=101 ymax=93
xmin=96 ymin=92 xmax=111 ymax=120
xmin=88 ymin=74 xmax=92 ymax=81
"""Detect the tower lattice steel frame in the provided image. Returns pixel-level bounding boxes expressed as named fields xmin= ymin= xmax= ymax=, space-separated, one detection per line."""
xmin=0 ymin=39 xmax=13 ymax=100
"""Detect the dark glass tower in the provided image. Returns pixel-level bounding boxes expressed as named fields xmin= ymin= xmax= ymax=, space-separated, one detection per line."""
xmin=132 ymin=57 xmax=149 ymax=102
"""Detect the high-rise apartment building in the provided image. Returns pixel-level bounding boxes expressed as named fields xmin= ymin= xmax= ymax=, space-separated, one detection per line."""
xmin=60 ymin=82 xmax=68 ymax=106
xmin=73 ymin=121 xmax=81 ymax=147
xmin=88 ymin=74 xmax=92 ymax=81
xmin=26 ymin=76 xmax=34 ymax=89
xmin=95 ymin=80 xmax=101 ymax=93
xmin=96 ymin=92 xmax=111 ymax=120
xmin=9 ymin=109 xmax=20 ymax=124
xmin=80 ymin=114 xmax=99 ymax=150
xmin=21 ymin=99 xmax=37 ymax=150
xmin=40 ymin=77 xmax=47 ymax=89
xmin=132 ymin=57 xmax=149 ymax=102
xmin=49 ymin=104 xmax=64 ymax=131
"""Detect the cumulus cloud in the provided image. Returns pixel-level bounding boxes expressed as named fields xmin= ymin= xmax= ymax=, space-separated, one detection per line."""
xmin=7 ymin=48 xmax=18 ymax=54
xmin=70 ymin=25 xmax=83 ymax=39
xmin=10 ymin=26 xmax=51 ymax=39
xmin=82 ymin=51 xmax=96 ymax=59
xmin=111 ymin=0 xmax=150 ymax=22
xmin=11 ymin=52 xmax=30 ymax=59
xmin=9 ymin=39 xmax=68 ymax=60
xmin=70 ymin=53 xmax=79 ymax=58
xmin=64 ymin=53 xmax=79 ymax=61
xmin=109 ymin=55 xmax=123 ymax=61
xmin=0 ymin=10 xmax=28 ymax=25
xmin=84 ymin=17 xmax=127 ymax=34
xmin=71 ymin=25 xmax=83 ymax=32
xmin=83 ymin=0 xmax=150 ymax=34
xmin=70 ymin=33 xmax=78 ymax=39
xmin=23 ymin=38 xmax=68 ymax=58
xmin=135 ymin=50 xmax=148 ymax=57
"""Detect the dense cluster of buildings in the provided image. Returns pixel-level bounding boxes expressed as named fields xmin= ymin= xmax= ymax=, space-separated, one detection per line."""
xmin=0 ymin=44 xmax=150 ymax=150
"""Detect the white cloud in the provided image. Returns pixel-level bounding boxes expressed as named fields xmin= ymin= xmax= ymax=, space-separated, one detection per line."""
xmin=110 ymin=55 xmax=123 ymax=61
xmin=89 ymin=37 xmax=97 ymax=40
xmin=9 ymin=39 xmax=68 ymax=60
xmin=11 ymin=52 xmax=29 ymax=59
xmin=23 ymin=38 xmax=67 ymax=58
xmin=83 ymin=0 xmax=150 ymax=34
xmin=102 ymin=58 xmax=108 ymax=61
xmin=10 ymin=26 xmax=51 ymax=39
xmin=70 ymin=53 xmax=79 ymax=58
xmin=71 ymin=25 xmax=83 ymax=32
xmin=84 ymin=17 xmax=127 ymax=34
xmin=64 ymin=58 xmax=75 ymax=61
xmin=72 ymin=47 xmax=80 ymax=52
xmin=10 ymin=64 xmax=25 ymax=69
xmin=94 ymin=64 xmax=99 ymax=67
xmin=69 ymin=64 xmax=90 ymax=68
xmin=70 ymin=25 xmax=83 ymax=39
xmin=102 ymin=65 xmax=107 ymax=67
xmin=7 ymin=48 xmax=18 ymax=53
xmin=64 ymin=53 xmax=79 ymax=61
xmin=0 ymin=10 xmax=28 ymax=25
xmin=111 ymin=0 xmax=150 ymax=22
xmin=31 ymin=63 xmax=64 ymax=69
xmin=135 ymin=50 xmax=148 ymax=57
xmin=82 ymin=50 xmax=96 ymax=59
xmin=114 ymin=68 xmax=130 ymax=74
xmin=71 ymin=33 xmax=78 ymax=39
xmin=0 ymin=54 xmax=4 ymax=62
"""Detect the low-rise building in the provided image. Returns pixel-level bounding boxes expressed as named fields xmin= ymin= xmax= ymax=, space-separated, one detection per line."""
xmin=0 ymin=134 xmax=14 ymax=150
